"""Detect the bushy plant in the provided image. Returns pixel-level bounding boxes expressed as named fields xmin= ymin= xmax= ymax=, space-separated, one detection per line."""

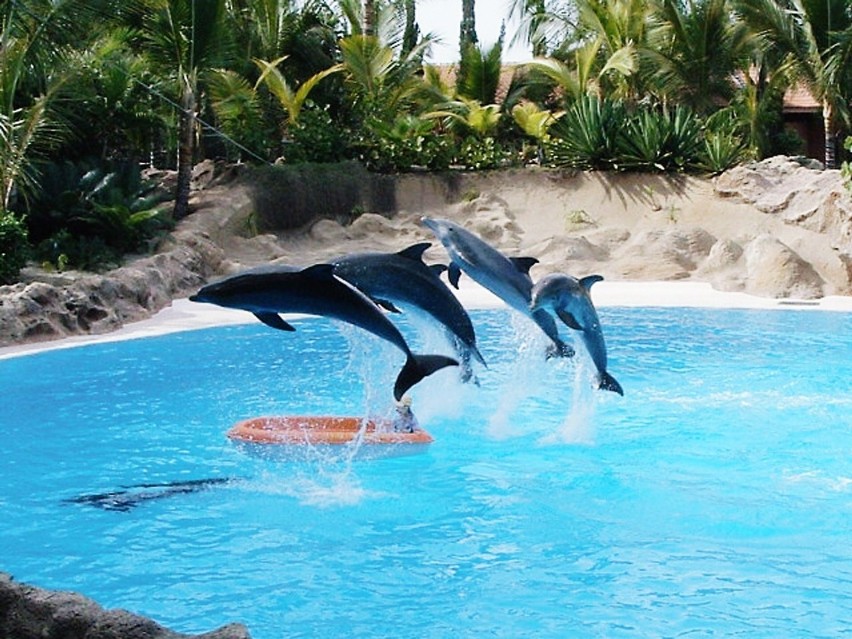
xmin=455 ymin=136 xmax=513 ymax=170
xmin=285 ymin=104 xmax=349 ymax=163
xmin=0 ymin=213 xmax=30 ymax=284
xmin=20 ymin=159 xmax=172 ymax=271
xmin=351 ymin=115 xmax=454 ymax=172
xmin=842 ymin=137 xmax=852 ymax=193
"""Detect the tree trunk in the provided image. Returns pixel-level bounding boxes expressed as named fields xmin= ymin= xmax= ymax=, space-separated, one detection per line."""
xmin=173 ymin=78 xmax=197 ymax=221
xmin=823 ymin=100 xmax=836 ymax=169
xmin=363 ymin=0 xmax=376 ymax=37
xmin=402 ymin=0 xmax=419 ymax=56
xmin=460 ymin=0 xmax=477 ymax=55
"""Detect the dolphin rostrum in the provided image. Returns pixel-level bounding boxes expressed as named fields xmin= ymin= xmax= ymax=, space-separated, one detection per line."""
xmin=189 ymin=264 xmax=458 ymax=400
xmin=530 ymin=273 xmax=623 ymax=395
xmin=332 ymin=242 xmax=486 ymax=383
xmin=421 ymin=217 xmax=574 ymax=358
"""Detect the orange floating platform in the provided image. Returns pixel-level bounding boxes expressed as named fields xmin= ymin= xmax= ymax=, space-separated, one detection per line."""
xmin=227 ymin=415 xmax=434 ymax=460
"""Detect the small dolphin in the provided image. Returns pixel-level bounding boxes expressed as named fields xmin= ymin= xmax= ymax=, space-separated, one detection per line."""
xmin=190 ymin=264 xmax=458 ymax=400
xmin=530 ymin=273 xmax=623 ymax=395
xmin=332 ymin=242 xmax=486 ymax=383
xmin=421 ymin=217 xmax=573 ymax=358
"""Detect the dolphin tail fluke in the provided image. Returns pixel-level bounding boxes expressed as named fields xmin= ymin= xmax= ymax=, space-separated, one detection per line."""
xmin=394 ymin=354 xmax=459 ymax=400
xmin=598 ymin=371 xmax=624 ymax=396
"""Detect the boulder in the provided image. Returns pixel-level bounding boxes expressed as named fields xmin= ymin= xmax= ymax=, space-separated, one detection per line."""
xmin=743 ymin=234 xmax=825 ymax=299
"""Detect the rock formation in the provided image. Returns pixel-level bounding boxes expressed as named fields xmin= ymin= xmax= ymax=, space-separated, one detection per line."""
xmin=0 ymin=573 xmax=251 ymax=639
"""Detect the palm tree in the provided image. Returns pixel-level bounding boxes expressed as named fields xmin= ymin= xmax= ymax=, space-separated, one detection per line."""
xmin=132 ymin=0 xmax=232 ymax=219
xmin=0 ymin=0 xmax=114 ymax=210
xmin=646 ymin=0 xmax=756 ymax=113
xmin=735 ymin=0 xmax=852 ymax=167
xmin=253 ymin=55 xmax=343 ymax=126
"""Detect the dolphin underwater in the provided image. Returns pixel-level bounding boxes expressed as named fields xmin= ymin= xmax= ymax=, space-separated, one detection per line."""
xmin=332 ymin=242 xmax=486 ymax=383
xmin=421 ymin=216 xmax=574 ymax=358
xmin=189 ymin=264 xmax=458 ymax=400
xmin=530 ymin=273 xmax=623 ymax=395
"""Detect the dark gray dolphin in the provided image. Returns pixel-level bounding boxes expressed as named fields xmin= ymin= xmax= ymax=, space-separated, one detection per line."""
xmin=332 ymin=242 xmax=486 ymax=383
xmin=421 ymin=217 xmax=574 ymax=358
xmin=530 ymin=273 xmax=623 ymax=395
xmin=65 ymin=478 xmax=236 ymax=512
xmin=190 ymin=264 xmax=458 ymax=400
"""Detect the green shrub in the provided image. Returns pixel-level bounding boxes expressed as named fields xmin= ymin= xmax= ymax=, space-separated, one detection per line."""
xmin=842 ymin=137 xmax=852 ymax=193
xmin=455 ymin=136 xmax=513 ymax=170
xmin=245 ymin=162 xmax=396 ymax=230
xmin=0 ymin=213 xmax=30 ymax=284
xmin=285 ymin=104 xmax=349 ymax=164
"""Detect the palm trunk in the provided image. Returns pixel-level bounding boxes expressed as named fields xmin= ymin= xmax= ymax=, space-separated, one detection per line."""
xmin=173 ymin=78 xmax=197 ymax=221
xmin=363 ymin=0 xmax=376 ymax=37
xmin=823 ymin=100 xmax=836 ymax=169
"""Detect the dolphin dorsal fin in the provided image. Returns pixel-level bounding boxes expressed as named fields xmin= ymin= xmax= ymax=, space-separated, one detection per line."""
xmin=373 ymin=298 xmax=402 ymax=313
xmin=301 ymin=264 xmax=336 ymax=279
xmin=429 ymin=263 xmax=448 ymax=278
xmin=580 ymin=274 xmax=604 ymax=291
xmin=397 ymin=242 xmax=432 ymax=262
xmin=510 ymin=257 xmax=539 ymax=275
xmin=447 ymin=262 xmax=463 ymax=289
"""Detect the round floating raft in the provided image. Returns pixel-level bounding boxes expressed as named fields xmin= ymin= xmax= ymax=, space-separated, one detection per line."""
xmin=227 ymin=415 xmax=434 ymax=459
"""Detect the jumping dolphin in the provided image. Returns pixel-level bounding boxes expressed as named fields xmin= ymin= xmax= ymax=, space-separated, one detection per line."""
xmin=189 ymin=264 xmax=458 ymax=400
xmin=421 ymin=217 xmax=574 ymax=358
xmin=332 ymin=242 xmax=486 ymax=383
xmin=530 ymin=273 xmax=623 ymax=395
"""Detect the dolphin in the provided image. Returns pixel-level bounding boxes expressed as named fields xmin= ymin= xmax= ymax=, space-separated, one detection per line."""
xmin=64 ymin=478 xmax=236 ymax=512
xmin=530 ymin=273 xmax=623 ymax=395
xmin=421 ymin=217 xmax=574 ymax=358
xmin=190 ymin=264 xmax=458 ymax=400
xmin=332 ymin=242 xmax=486 ymax=383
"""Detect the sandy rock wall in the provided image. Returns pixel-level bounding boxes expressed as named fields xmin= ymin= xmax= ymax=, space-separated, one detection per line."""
xmin=2 ymin=158 xmax=851 ymax=348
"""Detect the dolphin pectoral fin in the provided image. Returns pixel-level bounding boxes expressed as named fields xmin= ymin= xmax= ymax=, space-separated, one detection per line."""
xmin=393 ymin=354 xmax=458 ymax=401
xmin=509 ymin=257 xmax=539 ymax=275
xmin=398 ymin=242 xmax=432 ymax=261
xmin=580 ymin=274 xmax=604 ymax=291
xmin=545 ymin=341 xmax=575 ymax=359
xmin=373 ymin=298 xmax=402 ymax=313
xmin=448 ymin=262 xmax=463 ymax=289
xmin=598 ymin=371 xmax=624 ymax=396
xmin=254 ymin=312 xmax=296 ymax=331
xmin=556 ymin=309 xmax=583 ymax=331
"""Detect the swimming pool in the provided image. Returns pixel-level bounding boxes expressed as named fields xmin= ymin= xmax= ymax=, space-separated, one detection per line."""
xmin=2 ymin=307 xmax=851 ymax=638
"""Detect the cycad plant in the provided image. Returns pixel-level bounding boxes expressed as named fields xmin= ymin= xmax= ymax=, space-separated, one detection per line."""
xmin=616 ymin=104 xmax=703 ymax=172
xmin=545 ymin=95 xmax=626 ymax=169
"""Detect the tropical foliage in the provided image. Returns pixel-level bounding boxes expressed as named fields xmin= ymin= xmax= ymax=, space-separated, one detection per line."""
xmin=0 ymin=0 xmax=850 ymax=282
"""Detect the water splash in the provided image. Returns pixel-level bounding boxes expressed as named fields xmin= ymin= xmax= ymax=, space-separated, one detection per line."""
xmin=487 ymin=314 xmax=554 ymax=439
xmin=546 ymin=350 xmax=597 ymax=445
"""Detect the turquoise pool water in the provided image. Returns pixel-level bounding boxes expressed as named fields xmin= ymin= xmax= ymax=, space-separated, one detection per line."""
xmin=1 ymin=307 xmax=851 ymax=638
